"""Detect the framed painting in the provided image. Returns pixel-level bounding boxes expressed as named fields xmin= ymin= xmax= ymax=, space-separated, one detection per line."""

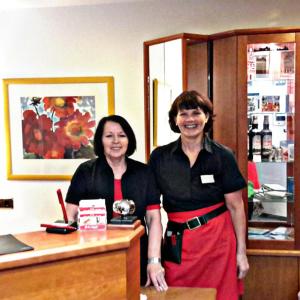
xmin=3 ymin=77 xmax=115 ymax=180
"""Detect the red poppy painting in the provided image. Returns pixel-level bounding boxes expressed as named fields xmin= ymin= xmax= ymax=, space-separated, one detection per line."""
xmin=4 ymin=77 xmax=114 ymax=180
xmin=21 ymin=96 xmax=96 ymax=159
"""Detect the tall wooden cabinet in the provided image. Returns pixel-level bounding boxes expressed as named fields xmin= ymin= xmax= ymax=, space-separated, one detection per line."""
xmin=144 ymin=28 xmax=300 ymax=299
xmin=211 ymin=27 xmax=300 ymax=300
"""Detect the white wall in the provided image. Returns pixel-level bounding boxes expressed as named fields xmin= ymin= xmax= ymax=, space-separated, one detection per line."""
xmin=0 ymin=0 xmax=300 ymax=234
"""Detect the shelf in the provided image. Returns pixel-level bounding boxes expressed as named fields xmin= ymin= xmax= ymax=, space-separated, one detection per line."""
xmin=247 ymin=112 xmax=294 ymax=115
xmin=248 ymin=236 xmax=293 ymax=241
xmin=247 ymin=239 xmax=295 ymax=250
xmin=250 ymin=161 xmax=294 ymax=164
xmin=248 ymin=77 xmax=295 ymax=81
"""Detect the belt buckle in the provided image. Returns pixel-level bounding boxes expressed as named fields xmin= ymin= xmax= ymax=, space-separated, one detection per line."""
xmin=186 ymin=216 xmax=202 ymax=230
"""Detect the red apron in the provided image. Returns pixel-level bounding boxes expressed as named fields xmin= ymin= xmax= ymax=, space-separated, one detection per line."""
xmin=164 ymin=203 xmax=243 ymax=300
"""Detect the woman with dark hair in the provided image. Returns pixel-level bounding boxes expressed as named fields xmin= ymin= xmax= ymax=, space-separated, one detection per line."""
xmin=149 ymin=91 xmax=249 ymax=299
xmin=66 ymin=115 xmax=167 ymax=290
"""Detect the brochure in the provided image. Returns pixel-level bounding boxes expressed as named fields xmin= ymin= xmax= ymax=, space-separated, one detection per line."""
xmin=78 ymin=199 xmax=107 ymax=231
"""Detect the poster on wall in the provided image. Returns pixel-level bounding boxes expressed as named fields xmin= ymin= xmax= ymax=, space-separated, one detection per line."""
xmin=255 ymin=53 xmax=270 ymax=78
xmin=261 ymin=95 xmax=280 ymax=112
xmin=3 ymin=77 xmax=115 ymax=180
xmin=280 ymin=51 xmax=295 ymax=77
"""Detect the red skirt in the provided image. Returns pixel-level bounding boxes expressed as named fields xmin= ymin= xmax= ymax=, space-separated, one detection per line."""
xmin=164 ymin=203 xmax=243 ymax=300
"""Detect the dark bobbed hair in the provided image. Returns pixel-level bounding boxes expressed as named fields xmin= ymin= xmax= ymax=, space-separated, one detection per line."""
xmin=94 ymin=115 xmax=137 ymax=157
xmin=168 ymin=90 xmax=214 ymax=133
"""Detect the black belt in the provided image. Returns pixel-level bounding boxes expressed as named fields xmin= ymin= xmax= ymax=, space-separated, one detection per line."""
xmin=167 ymin=205 xmax=227 ymax=231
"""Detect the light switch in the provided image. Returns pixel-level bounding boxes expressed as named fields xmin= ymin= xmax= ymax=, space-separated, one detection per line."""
xmin=0 ymin=198 xmax=13 ymax=209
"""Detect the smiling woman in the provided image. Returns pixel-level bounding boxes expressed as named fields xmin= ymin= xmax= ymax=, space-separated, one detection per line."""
xmin=175 ymin=107 xmax=209 ymax=142
xmin=101 ymin=121 xmax=129 ymax=166
xmin=65 ymin=114 xmax=167 ymax=289
xmin=149 ymin=90 xmax=249 ymax=299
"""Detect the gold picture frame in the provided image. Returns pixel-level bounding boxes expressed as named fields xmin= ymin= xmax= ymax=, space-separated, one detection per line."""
xmin=152 ymin=78 xmax=177 ymax=149
xmin=3 ymin=76 xmax=115 ymax=180
xmin=153 ymin=78 xmax=159 ymax=147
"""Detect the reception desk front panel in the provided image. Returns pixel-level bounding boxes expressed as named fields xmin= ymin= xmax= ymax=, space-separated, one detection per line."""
xmin=0 ymin=227 xmax=144 ymax=300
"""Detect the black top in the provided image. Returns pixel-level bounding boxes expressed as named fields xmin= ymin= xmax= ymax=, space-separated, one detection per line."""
xmin=66 ymin=156 xmax=161 ymax=224
xmin=149 ymin=135 xmax=247 ymax=213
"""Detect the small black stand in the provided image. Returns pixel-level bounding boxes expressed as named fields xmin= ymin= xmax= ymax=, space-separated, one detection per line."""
xmin=45 ymin=220 xmax=77 ymax=234
xmin=110 ymin=215 xmax=138 ymax=225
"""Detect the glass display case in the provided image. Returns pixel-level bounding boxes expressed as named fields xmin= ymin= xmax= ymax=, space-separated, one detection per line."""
xmin=247 ymin=42 xmax=295 ymax=242
xmin=212 ymin=29 xmax=300 ymax=298
xmin=211 ymin=29 xmax=300 ymax=250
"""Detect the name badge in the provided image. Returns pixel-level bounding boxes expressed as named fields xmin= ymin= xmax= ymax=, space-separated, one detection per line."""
xmin=200 ymin=174 xmax=215 ymax=184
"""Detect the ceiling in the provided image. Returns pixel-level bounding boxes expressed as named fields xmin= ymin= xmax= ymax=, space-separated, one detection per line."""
xmin=1 ymin=0 xmax=299 ymax=36
xmin=0 ymin=0 xmax=150 ymax=9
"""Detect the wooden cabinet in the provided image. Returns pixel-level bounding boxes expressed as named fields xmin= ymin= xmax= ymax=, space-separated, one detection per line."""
xmin=143 ymin=33 xmax=208 ymax=159
xmin=144 ymin=28 xmax=300 ymax=299
xmin=212 ymin=29 xmax=300 ymax=251
xmin=245 ymin=250 xmax=299 ymax=300
xmin=211 ymin=28 xmax=300 ymax=300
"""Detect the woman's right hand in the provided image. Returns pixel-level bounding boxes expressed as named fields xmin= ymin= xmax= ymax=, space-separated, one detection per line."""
xmin=145 ymin=262 xmax=168 ymax=291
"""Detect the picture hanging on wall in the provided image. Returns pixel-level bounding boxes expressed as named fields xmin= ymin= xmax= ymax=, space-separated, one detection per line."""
xmin=280 ymin=51 xmax=295 ymax=77
xmin=3 ymin=77 xmax=115 ymax=180
xmin=255 ymin=53 xmax=270 ymax=78
xmin=152 ymin=79 xmax=177 ymax=148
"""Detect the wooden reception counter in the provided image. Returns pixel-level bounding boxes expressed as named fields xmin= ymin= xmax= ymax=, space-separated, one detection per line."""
xmin=141 ymin=286 xmax=216 ymax=300
xmin=0 ymin=225 xmax=144 ymax=300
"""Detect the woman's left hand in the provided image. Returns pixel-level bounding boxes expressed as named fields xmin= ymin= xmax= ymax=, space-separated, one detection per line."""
xmin=237 ymin=253 xmax=249 ymax=279
xmin=145 ymin=263 xmax=168 ymax=291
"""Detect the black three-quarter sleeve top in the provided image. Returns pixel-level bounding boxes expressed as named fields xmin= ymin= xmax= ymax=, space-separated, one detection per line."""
xmin=65 ymin=156 xmax=161 ymax=225
xmin=149 ymin=135 xmax=247 ymax=213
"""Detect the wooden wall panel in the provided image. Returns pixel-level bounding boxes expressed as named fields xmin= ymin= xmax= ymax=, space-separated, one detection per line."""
xmin=1 ymin=250 xmax=127 ymax=300
xmin=236 ymin=36 xmax=248 ymax=179
xmin=244 ymin=255 xmax=299 ymax=300
xmin=247 ymin=33 xmax=295 ymax=44
xmin=213 ymin=36 xmax=238 ymax=153
xmin=0 ymin=228 xmax=144 ymax=300
xmin=186 ymin=42 xmax=208 ymax=96
xmin=126 ymin=239 xmax=140 ymax=300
